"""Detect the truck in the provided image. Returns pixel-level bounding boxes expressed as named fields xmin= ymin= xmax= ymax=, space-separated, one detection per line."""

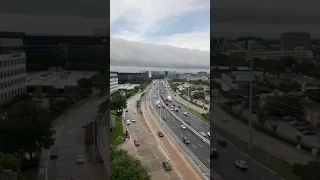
xmin=136 ymin=100 xmax=141 ymax=108
xmin=167 ymin=96 xmax=172 ymax=102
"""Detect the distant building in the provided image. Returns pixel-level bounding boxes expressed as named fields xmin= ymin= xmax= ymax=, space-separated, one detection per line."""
xmin=281 ymin=32 xmax=311 ymax=51
xmin=110 ymin=72 xmax=118 ymax=95
xmin=246 ymin=49 xmax=313 ymax=60
xmin=197 ymin=71 xmax=208 ymax=77
xmin=0 ymin=32 xmax=27 ymax=106
xmin=117 ymin=72 xmax=149 ymax=81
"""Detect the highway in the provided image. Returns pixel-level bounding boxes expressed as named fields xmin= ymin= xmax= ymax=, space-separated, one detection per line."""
xmin=46 ymin=96 xmax=108 ymax=180
xmin=145 ymin=82 xmax=210 ymax=170
xmin=152 ymin=80 xmax=282 ymax=180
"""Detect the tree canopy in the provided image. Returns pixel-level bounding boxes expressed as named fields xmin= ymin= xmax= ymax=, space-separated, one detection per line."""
xmin=263 ymin=95 xmax=303 ymax=118
xmin=293 ymin=161 xmax=320 ymax=180
xmin=110 ymin=92 xmax=127 ymax=110
xmin=110 ymin=147 xmax=150 ymax=180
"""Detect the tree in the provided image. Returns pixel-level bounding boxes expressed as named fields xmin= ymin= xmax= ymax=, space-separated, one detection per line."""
xmin=95 ymin=71 xmax=109 ymax=92
xmin=110 ymin=148 xmax=150 ymax=180
xmin=293 ymin=161 xmax=320 ymax=180
xmin=0 ymin=100 xmax=55 ymax=160
xmin=293 ymin=62 xmax=316 ymax=74
xmin=192 ymin=92 xmax=205 ymax=100
xmin=77 ymin=77 xmax=92 ymax=89
xmin=271 ymin=124 xmax=278 ymax=135
xmin=279 ymin=57 xmax=297 ymax=68
xmin=110 ymin=93 xmax=127 ymax=110
xmin=263 ymin=95 xmax=303 ymax=117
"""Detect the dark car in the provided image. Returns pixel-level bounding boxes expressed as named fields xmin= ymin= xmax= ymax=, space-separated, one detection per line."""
xmin=163 ymin=116 xmax=167 ymax=121
xmin=50 ymin=148 xmax=58 ymax=159
xmin=185 ymin=120 xmax=190 ymax=125
xmin=210 ymin=148 xmax=218 ymax=157
xmin=158 ymin=132 xmax=164 ymax=137
xmin=178 ymin=105 xmax=181 ymax=108
xmin=162 ymin=160 xmax=172 ymax=171
xmin=218 ymin=139 xmax=227 ymax=146
xmin=183 ymin=137 xmax=190 ymax=144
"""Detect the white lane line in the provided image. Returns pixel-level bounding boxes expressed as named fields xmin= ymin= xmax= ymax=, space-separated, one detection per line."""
xmin=199 ymin=144 xmax=203 ymax=148
xmin=187 ymin=133 xmax=191 ymax=136
xmin=206 ymin=159 xmax=210 ymax=162
xmin=192 ymin=145 xmax=197 ymax=148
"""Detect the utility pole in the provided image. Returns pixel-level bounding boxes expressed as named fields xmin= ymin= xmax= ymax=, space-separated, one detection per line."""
xmin=248 ymin=58 xmax=253 ymax=149
xmin=187 ymin=74 xmax=190 ymax=108
xmin=93 ymin=118 xmax=96 ymax=163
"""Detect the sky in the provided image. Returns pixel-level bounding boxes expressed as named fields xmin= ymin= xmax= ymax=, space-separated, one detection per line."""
xmin=110 ymin=0 xmax=210 ymax=70
xmin=212 ymin=0 xmax=320 ymax=38
xmin=0 ymin=0 xmax=108 ymax=34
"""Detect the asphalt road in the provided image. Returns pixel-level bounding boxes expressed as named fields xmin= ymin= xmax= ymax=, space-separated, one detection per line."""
xmin=153 ymin=80 xmax=282 ymax=180
xmin=47 ymin=96 xmax=108 ymax=180
xmin=147 ymin=82 xmax=210 ymax=169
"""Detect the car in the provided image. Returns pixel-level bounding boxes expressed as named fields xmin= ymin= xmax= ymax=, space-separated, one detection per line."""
xmin=126 ymin=120 xmax=130 ymax=125
xmin=50 ymin=148 xmax=58 ymax=159
xmin=133 ymin=110 xmax=137 ymax=114
xmin=185 ymin=120 xmax=190 ymax=125
xmin=183 ymin=137 xmax=190 ymax=144
xmin=171 ymin=105 xmax=174 ymax=108
xmin=175 ymin=108 xmax=178 ymax=112
xmin=76 ymin=155 xmax=84 ymax=164
xmin=235 ymin=160 xmax=248 ymax=170
xmin=210 ymin=148 xmax=218 ymax=157
xmin=134 ymin=139 xmax=140 ymax=146
xmin=162 ymin=160 xmax=172 ymax=171
xmin=178 ymin=105 xmax=181 ymax=108
xmin=154 ymin=95 xmax=156 ymax=98
xmin=162 ymin=105 xmax=165 ymax=108
xmin=218 ymin=139 xmax=227 ymax=146
xmin=170 ymin=108 xmax=173 ymax=111
xmin=207 ymin=132 xmax=210 ymax=137
xmin=132 ymin=118 xmax=136 ymax=123
xmin=157 ymin=104 xmax=161 ymax=108
xmin=222 ymin=117 xmax=229 ymax=122
xmin=163 ymin=116 xmax=167 ymax=121
xmin=180 ymin=125 xmax=187 ymax=130
xmin=200 ymin=132 xmax=206 ymax=137
xmin=158 ymin=132 xmax=164 ymax=137
xmin=183 ymin=112 xmax=187 ymax=116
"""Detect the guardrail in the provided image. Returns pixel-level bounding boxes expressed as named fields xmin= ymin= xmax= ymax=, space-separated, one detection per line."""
xmin=148 ymin=101 xmax=210 ymax=180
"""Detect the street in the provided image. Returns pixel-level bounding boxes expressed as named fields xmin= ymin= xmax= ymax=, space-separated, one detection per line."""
xmin=46 ymin=96 xmax=108 ymax=180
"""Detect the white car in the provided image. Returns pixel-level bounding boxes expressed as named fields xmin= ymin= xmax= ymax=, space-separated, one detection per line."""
xmin=171 ymin=105 xmax=174 ymax=108
xmin=132 ymin=118 xmax=136 ymax=123
xmin=154 ymin=95 xmax=157 ymax=98
xmin=180 ymin=125 xmax=187 ymax=130
xmin=126 ymin=120 xmax=131 ymax=125
xmin=200 ymin=132 xmax=206 ymax=137
xmin=207 ymin=132 xmax=210 ymax=137
xmin=76 ymin=155 xmax=84 ymax=164
xmin=183 ymin=112 xmax=187 ymax=116
xmin=235 ymin=160 xmax=248 ymax=170
xmin=133 ymin=110 xmax=137 ymax=114
xmin=170 ymin=108 xmax=173 ymax=111
xmin=157 ymin=104 xmax=161 ymax=108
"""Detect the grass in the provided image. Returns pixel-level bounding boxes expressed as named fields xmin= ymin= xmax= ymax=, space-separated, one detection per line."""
xmin=110 ymin=116 xmax=125 ymax=145
xmin=213 ymin=124 xmax=301 ymax=180
xmin=176 ymin=100 xmax=210 ymax=124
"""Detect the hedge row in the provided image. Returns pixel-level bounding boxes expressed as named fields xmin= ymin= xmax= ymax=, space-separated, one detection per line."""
xmin=219 ymin=103 xmax=319 ymax=155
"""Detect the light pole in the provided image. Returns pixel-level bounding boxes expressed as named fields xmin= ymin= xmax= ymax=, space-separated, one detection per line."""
xmin=187 ymin=74 xmax=190 ymax=108
xmin=248 ymin=58 xmax=253 ymax=149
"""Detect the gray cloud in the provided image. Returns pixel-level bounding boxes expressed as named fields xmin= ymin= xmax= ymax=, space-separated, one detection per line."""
xmin=110 ymin=38 xmax=209 ymax=69
xmin=0 ymin=0 xmax=108 ymax=34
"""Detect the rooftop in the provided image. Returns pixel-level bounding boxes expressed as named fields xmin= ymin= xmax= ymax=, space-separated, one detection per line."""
xmin=26 ymin=70 xmax=98 ymax=89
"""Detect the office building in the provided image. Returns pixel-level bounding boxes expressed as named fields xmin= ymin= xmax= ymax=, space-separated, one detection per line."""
xmin=0 ymin=32 xmax=27 ymax=106
xmin=110 ymin=72 xmax=118 ymax=94
xmin=281 ymin=32 xmax=311 ymax=50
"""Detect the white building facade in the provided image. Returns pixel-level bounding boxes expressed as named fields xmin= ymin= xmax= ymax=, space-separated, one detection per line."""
xmin=0 ymin=36 xmax=27 ymax=106
xmin=110 ymin=72 xmax=118 ymax=95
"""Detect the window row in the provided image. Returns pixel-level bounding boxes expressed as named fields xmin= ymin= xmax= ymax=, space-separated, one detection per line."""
xmin=0 ymin=77 xmax=26 ymax=90
xmin=0 ymin=68 xmax=26 ymax=78
xmin=0 ymin=58 xmax=26 ymax=68
xmin=0 ymin=87 xmax=26 ymax=101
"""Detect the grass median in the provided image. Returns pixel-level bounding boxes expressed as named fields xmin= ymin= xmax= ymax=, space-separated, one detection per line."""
xmin=175 ymin=100 xmax=210 ymax=125
xmin=110 ymin=116 xmax=125 ymax=145
xmin=213 ymin=124 xmax=301 ymax=180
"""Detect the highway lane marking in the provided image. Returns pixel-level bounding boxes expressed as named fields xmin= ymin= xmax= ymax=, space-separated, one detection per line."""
xmin=187 ymin=133 xmax=191 ymax=136
xmin=55 ymin=125 xmax=65 ymax=137
xmin=192 ymin=145 xmax=197 ymax=148
xmin=199 ymin=144 xmax=203 ymax=148
xmin=206 ymin=159 xmax=210 ymax=162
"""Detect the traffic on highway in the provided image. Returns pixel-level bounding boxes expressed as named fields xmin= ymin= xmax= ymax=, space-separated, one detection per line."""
xmin=148 ymin=80 xmax=282 ymax=180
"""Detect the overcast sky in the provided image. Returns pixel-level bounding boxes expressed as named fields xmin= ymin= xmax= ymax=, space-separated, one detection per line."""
xmin=212 ymin=0 xmax=320 ymax=38
xmin=0 ymin=0 xmax=108 ymax=34
xmin=110 ymin=0 xmax=210 ymax=71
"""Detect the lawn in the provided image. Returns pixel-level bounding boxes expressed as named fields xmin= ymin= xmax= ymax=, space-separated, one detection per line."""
xmin=176 ymin=101 xmax=210 ymax=124
xmin=213 ymin=124 xmax=301 ymax=180
xmin=110 ymin=116 xmax=125 ymax=145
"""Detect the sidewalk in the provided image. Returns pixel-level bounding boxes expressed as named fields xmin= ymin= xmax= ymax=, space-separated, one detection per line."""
xmin=171 ymin=92 xmax=209 ymax=115
xmin=142 ymin=101 xmax=202 ymax=180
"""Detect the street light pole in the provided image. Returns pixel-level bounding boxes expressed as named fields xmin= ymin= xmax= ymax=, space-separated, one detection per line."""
xmin=248 ymin=58 xmax=253 ymax=149
xmin=187 ymin=74 xmax=190 ymax=108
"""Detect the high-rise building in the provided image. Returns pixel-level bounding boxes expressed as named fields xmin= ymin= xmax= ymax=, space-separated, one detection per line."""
xmin=0 ymin=32 xmax=27 ymax=106
xmin=110 ymin=72 xmax=118 ymax=95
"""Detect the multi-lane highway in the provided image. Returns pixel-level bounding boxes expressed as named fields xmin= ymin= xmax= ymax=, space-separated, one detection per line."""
xmin=146 ymin=81 xmax=210 ymax=170
xmin=150 ymin=80 xmax=282 ymax=180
